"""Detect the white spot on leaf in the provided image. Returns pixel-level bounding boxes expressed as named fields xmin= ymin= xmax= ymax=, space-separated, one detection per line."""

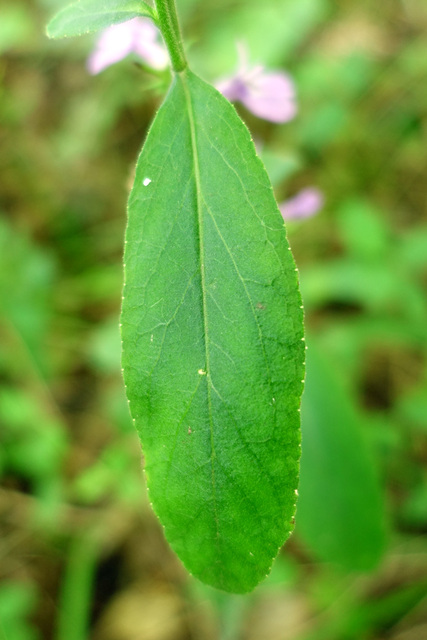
xmin=143 ymin=177 xmax=151 ymax=186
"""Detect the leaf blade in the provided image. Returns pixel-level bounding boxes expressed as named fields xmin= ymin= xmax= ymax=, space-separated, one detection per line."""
xmin=296 ymin=341 xmax=387 ymax=570
xmin=121 ymin=69 xmax=305 ymax=593
xmin=46 ymin=0 xmax=156 ymax=39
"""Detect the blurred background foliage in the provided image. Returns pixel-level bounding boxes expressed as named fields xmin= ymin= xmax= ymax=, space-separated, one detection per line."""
xmin=1 ymin=0 xmax=427 ymax=638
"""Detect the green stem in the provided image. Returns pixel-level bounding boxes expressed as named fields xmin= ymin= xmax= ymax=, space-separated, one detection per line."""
xmin=154 ymin=0 xmax=187 ymax=72
xmin=56 ymin=536 xmax=98 ymax=640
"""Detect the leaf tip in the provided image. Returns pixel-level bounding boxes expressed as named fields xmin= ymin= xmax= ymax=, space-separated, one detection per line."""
xmin=45 ymin=21 xmax=56 ymax=39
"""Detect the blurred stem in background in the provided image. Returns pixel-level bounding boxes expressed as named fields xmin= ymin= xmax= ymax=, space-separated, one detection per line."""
xmin=56 ymin=534 xmax=99 ymax=640
xmin=214 ymin=593 xmax=249 ymax=640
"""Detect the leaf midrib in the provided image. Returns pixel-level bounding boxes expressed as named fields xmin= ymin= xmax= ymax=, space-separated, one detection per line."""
xmin=179 ymin=71 xmax=220 ymax=543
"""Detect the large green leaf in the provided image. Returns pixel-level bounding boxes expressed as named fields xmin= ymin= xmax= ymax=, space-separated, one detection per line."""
xmin=296 ymin=341 xmax=387 ymax=570
xmin=46 ymin=0 xmax=156 ymax=39
xmin=121 ymin=69 xmax=305 ymax=593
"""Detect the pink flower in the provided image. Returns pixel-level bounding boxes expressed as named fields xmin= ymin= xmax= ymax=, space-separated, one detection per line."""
xmin=216 ymin=44 xmax=297 ymax=123
xmin=279 ymin=187 xmax=324 ymax=220
xmin=87 ymin=18 xmax=168 ymax=75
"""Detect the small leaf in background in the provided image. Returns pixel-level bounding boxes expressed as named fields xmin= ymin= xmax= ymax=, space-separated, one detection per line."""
xmin=46 ymin=0 xmax=156 ymax=40
xmin=296 ymin=341 xmax=388 ymax=570
xmin=121 ymin=69 xmax=305 ymax=593
xmin=0 ymin=219 xmax=56 ymax=379
xmin=0 ymin=582 xmax=40 ymax=640
xmin=0 ymin=387 xmax=68 ymax=498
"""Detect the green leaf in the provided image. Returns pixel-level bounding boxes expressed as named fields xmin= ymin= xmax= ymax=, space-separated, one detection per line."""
xmin=0 ymin=217 xmax=56 ymax=377
xmin=296 ymin=341 xmax=387 ymax=571
xmin=46 ymin=0 xmax=156 ymax=39
xmin=121 ymin=69 xmax=305 ymax=593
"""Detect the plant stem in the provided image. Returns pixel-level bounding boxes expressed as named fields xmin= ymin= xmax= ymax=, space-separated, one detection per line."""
xmin=154 ymin=0 xmax=187 ymax=72
xmin=56 ymin=535 xmax=98 ymax=640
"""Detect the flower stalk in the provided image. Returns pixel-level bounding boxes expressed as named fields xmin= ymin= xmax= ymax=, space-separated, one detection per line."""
xmin=154 ymin=0 xmax=187 ymax=72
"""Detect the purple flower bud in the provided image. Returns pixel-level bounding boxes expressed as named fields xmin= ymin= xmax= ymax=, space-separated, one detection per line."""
xmin=216 ymin=45 xmax=297 ymax=123
xmin=279 ymin=187 xmax=324 ymax=220
xmin=87 ymin=18 xmax=169 ymax=75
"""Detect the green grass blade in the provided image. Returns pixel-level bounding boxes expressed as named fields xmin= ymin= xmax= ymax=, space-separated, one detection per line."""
xmin=121 ymin=69 xmax=305 ymax=593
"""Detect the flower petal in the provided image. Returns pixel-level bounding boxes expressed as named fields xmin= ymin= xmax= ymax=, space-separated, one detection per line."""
xmin=242 ymin=72 xmax=297 ymax=123
xmin=279 ymin=188 xmax=324 ymax=220
xmin=87 ymin=18 xmax=168 ymax=75
xmin=87 ymin=21 xmax=136 ymax=74
xmin=216 ymin=76 xmax=247 ymax=102
xmin=134 ymin=39 xmax=169 ymax=70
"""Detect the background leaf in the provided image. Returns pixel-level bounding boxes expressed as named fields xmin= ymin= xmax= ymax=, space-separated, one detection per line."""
xmin=0 ymin=218 xmax=56 ymax=378
xmin=46 ymin=0 xmax=156 ymax=39
xmin=296 ymin=340 xmax=388 ymax=570
xmin=121 ymin=69 xmax=305 ymax=593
